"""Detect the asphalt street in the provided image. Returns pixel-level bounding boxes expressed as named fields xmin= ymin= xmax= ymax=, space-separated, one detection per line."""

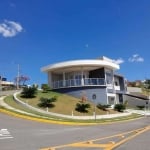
xmin=0 ymin=112 xmax=150 ymax=150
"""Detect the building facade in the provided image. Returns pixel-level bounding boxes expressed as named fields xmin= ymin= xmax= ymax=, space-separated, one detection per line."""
xmin=0 ymin=76 xmax=14 ymax=90
xmin=41 ymin=56 xmax=126 ymax=105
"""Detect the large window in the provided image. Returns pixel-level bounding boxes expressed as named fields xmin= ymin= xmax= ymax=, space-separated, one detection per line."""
xmin=75 ymin=74 xmax=85 ymax=80
xmin=105 ymin=70 xmax=113 ymax=84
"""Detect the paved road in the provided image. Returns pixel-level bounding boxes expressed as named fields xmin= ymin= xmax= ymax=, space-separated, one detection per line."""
xmin=0 ymin=90 xmax=18 ymax=96
xmin=0 ymin=113 xmax=150 ymax=150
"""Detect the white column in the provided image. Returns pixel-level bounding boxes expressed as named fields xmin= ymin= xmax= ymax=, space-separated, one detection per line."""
xmin=112 ymin=70 xmax=115 ymax=93
xmin=63 ymin=72 xmax=66 ymax=87
xmin=81 ymin=68 xmax=84 ymax=86
xmin=48 ymin=72 xmax=52 ymax=88
xmin=104 ymin=68 xmax=108 ymax=93
xmin=106 ymin=93 xmax=109 ymax=104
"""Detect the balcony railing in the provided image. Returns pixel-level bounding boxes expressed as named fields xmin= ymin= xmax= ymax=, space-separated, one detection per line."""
xmin=114 ymin=85 xmax=120 ymax=91
xmin=52 ymin=78 xmax=106 ymax=89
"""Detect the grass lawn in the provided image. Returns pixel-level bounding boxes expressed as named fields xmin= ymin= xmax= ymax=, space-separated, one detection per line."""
xmin=3 ymin=92 xmax=142 ymax=123
xmin=16 ymin=90 xmax=118 ymax=116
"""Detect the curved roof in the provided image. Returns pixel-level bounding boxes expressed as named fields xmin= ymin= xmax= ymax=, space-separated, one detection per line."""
xmin=41 ymin=59 xmax=120 ymax=73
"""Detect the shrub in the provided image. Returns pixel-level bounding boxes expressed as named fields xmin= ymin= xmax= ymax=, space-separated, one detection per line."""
xmin=75 ymin=103 xmax=90 ymax=113
xmin=41 ymin=84 xmax=50 ymax=93
xmin=136 ymin=105 xmax=145 ymax=110
xmin=97 ymin=103 xmax=110 ymax=111
xmin=38 ymin=96 xmax=57 ymax=108
xmin=114 ymin=104 xmax=126 ymax=112
xmin=21 ymin=86 xmax=37 ymax=98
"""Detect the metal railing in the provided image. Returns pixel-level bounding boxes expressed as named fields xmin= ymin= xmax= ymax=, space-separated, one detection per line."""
xmin=52 ymin=78 xmax=106 ymax=89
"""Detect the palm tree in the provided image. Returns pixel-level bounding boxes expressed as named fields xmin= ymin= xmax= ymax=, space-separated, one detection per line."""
xmin=75 ymin=103 xmax=90 ymax=113
xmin=38 ymin=97 xmax=57 ymax=108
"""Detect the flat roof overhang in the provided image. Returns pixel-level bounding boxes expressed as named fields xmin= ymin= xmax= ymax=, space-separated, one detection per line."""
xmin=41 ymin=59 xmax=119 ymax=73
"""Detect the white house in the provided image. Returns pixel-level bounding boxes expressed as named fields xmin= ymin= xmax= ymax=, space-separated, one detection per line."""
xmin=41 ymin=56 xmax=126 ymax=105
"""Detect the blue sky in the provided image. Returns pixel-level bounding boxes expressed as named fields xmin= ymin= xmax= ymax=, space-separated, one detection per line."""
xmin=0 ymin=0 xmax=150 ymax=86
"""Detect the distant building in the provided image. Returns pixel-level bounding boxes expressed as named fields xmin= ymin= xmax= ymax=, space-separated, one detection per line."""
xmin=41 ymin=56 xmax=126 ymax=105
xmin=127 ymin=80 xmax=143 ymax=87
xmin=0 ymin=75 xmax=14 ymax=90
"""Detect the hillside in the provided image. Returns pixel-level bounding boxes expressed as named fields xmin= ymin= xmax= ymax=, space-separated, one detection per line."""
xmin=17 ymin=91 xmax=117 ymax=116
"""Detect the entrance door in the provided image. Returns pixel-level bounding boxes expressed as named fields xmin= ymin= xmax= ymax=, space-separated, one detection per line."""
xmin=119 ymin=94 xmax=123 ymax=104
xmin=108 ymin=96 xmax=115 ymax=105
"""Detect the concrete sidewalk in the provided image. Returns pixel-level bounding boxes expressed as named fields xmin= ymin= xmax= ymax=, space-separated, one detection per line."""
xmin=126 ymin=109 xmax=150 ymax=116
xmin=0 ymin=96 xmax=40 ymax=117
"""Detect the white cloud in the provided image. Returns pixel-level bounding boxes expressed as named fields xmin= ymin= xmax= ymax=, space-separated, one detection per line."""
xmin=113 ymin=58 xmax=124 ymax=64
xmin=128 ymin=54 xmax=144 ymax=62
xmin=0 ymin=20 xmax=23 ymax=37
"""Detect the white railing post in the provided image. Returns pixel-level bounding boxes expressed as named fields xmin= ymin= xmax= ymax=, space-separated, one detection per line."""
xmin=52 ymin=78 xmax=106 ymax=89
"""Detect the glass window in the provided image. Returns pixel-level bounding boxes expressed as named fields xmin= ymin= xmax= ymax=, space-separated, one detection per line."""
xmin=106 ymin=72 xmax=113 ymax=84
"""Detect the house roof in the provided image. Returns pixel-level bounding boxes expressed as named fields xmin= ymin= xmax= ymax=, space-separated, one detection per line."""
xmin=41 ymin=57 xmax=120 ymax=73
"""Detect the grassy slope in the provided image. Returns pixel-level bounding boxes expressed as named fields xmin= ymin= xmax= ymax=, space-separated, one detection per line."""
xmin=17 ymin=91 xmax=118 ymax=116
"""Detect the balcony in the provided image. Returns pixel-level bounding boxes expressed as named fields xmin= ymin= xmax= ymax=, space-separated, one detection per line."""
xmin=52 ymin=78 xmax=106 ymax=89
xmin=114 ymin=85 xmax=120 ymax=91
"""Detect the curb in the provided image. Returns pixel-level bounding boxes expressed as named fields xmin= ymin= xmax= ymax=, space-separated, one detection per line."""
xmin=0 ymin=94 xmax=144 ymax=126
xmin=0 ymin=108 xmax=143 ymax=126
xmin=0 ymin=108 xmax=97 ymax=126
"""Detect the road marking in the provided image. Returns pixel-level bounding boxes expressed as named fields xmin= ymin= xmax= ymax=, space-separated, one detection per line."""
xmin=105 ymin=126 xmax=150 ymax=150
xmin=40 ymin=125 xmax=150 ymax=150
xmin=0 ymin=129 xmax=13 ymax=140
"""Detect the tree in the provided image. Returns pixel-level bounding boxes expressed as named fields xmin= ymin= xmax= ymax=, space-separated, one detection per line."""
xmin=38 ymin=97 xmax=57 ymax=108
xmin=75 ymin=103 xmax=90 ymax=113
xmin=143 ymin=79 xmax=150 ymax=97
xmin=21 ymin=86 xmax=37 ymax=98
xmin=14 ymin=75 xmax=30 ymax=86
xmin=41 ymin=84 xmax=50 ymax=92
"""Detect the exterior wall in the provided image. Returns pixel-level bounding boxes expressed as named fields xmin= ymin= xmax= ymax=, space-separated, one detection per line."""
xmin=116 ymin=94 xmax=119 ymax=103
xmin=107 ymin=88 xmax=114 ymax=93
xmin=54 ymin=86 xmax=107 ymax=104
